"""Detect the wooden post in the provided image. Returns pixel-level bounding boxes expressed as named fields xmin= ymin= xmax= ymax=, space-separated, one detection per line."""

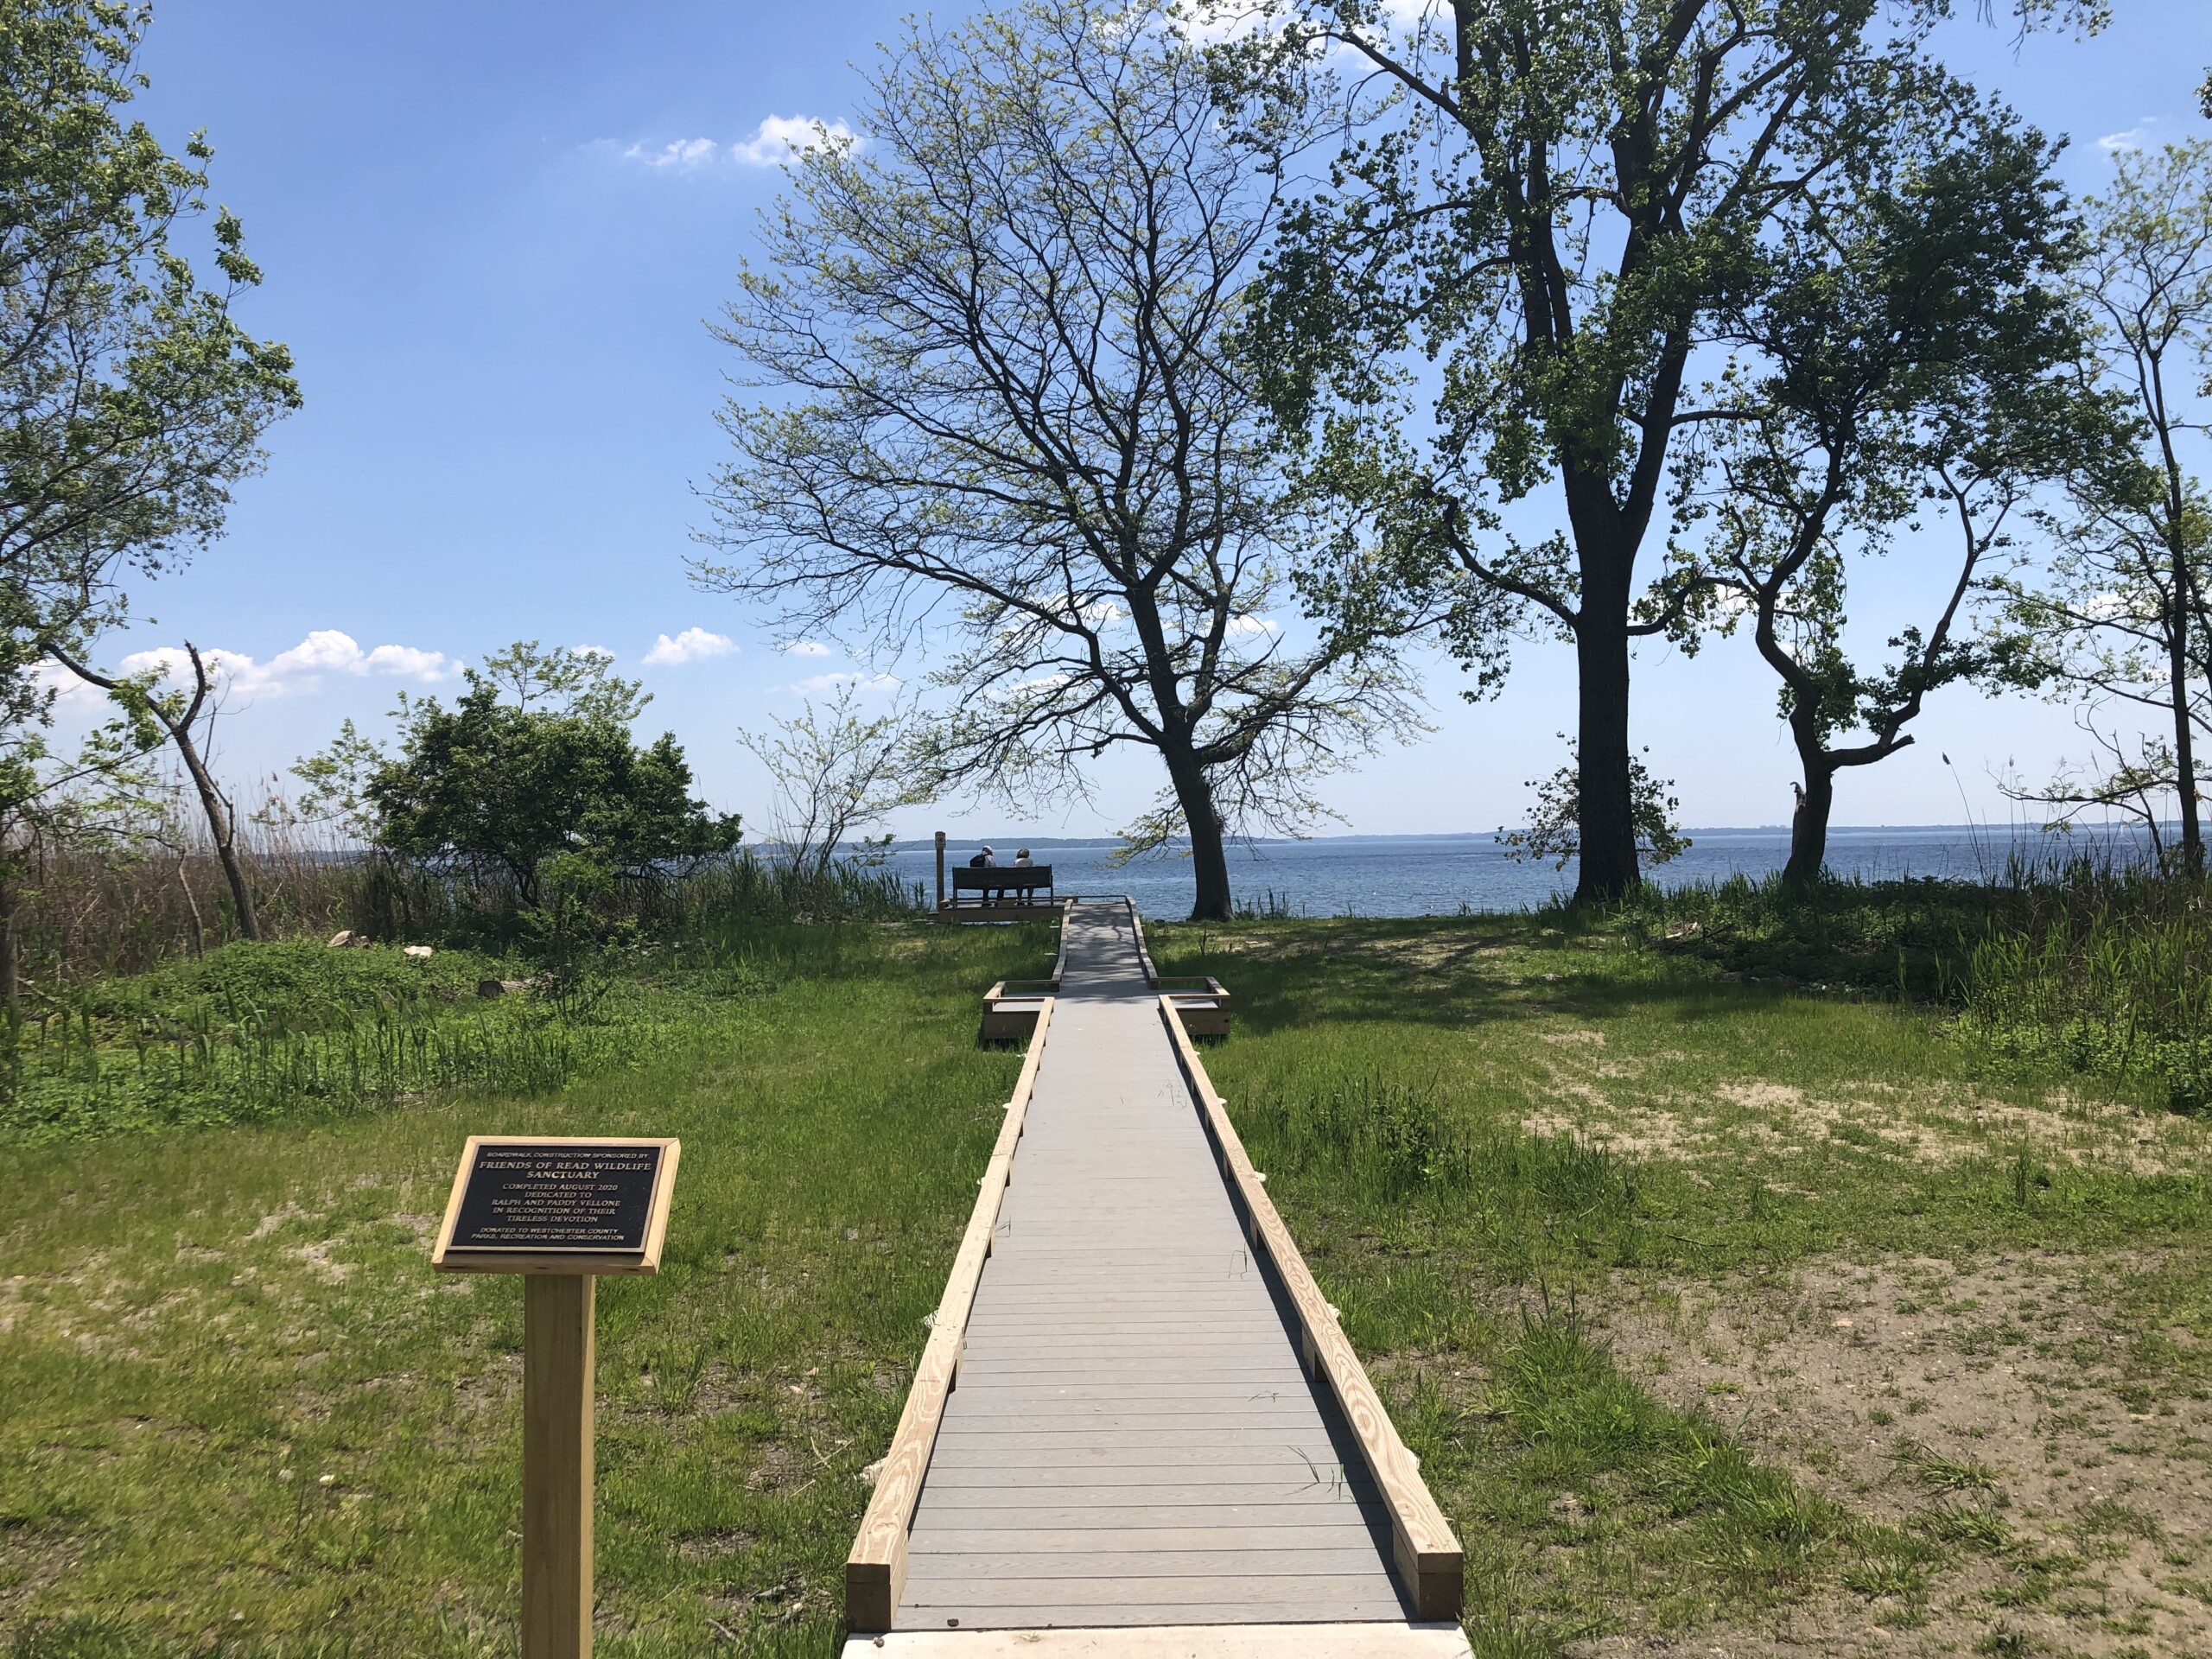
xmin=523 ymin=1274 xmax=595 ymax=1659
xmin=434 ymin=1137 xmax=679 ymax=1659
xmin=934 ymin=831 xmax=946 ymax=911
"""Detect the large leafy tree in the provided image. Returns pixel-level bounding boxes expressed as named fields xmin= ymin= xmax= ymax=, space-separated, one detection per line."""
xmin=1668 ymin=99 xmax=2117 ymax=885
xmin=1221 ymin=0 xmax=2100 ymax=900
xmin=3 ymin=0 xmax=299 ymax=926
xmin=695 ymin=0 xmax=1430 ymax=921
xmin=300 ymin=645 xmax=741 ymax=906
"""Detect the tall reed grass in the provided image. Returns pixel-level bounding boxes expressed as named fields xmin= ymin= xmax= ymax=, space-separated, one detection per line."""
xmin=1950 ymin=867 xmax=2212 ymax=1111
xmin=3 ymin=793 xmax=923 ymax=1009
xmin=1618 ymin=854 xmax=2212 ymax=1111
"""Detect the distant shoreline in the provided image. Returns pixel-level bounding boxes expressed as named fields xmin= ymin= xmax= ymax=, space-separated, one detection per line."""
xmin=884 ymin=823 xmax=2172 ymax=852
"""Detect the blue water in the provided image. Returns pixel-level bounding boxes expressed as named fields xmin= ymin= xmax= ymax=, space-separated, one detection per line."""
xmin=885 ymin=823 xmax=2164 ymax=919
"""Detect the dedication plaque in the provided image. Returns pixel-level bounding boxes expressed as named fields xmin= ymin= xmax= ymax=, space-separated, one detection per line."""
xmin=433 ymin=1135 xmax=679 ymax=1274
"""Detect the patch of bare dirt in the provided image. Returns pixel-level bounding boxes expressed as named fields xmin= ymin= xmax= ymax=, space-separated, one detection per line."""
xmin=1523 ymin=1104 xmax=1707 ymax=1160
xmin=0 ymin=1527 xmax=80 ymax=1624
xmin=247 ymin=1202 xmax=312 ymax=1240
xmin=289 ymin=1240 xmax=353 ymax=1284
xmin=1596 ymin=1253 xmax=2212 ymax=1657
xmin=1718 ymin=1082 xmax=1807 ymax=1111
xmin=1522 ymin=1046 xmax=2201 ymax=1176
xmin=676 ymin=1528 xmax=756 ymax=1562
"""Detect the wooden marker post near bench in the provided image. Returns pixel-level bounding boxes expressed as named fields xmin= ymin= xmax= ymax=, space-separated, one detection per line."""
xmin=432 ymin=1136 xmax=680 ymax=1659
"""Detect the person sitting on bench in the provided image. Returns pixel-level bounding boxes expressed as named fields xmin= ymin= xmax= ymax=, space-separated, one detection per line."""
xmin=969 ymin=845 xmax=999 ymax=906
xmin=1013 ymin=848 xmax=1034 ymax=904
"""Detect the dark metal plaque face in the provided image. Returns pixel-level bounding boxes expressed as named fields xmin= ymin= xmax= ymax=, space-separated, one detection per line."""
xmin=448 ymin=1142 xmax=664 ymax=1254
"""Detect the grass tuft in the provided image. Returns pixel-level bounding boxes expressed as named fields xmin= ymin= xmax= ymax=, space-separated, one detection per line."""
xmin=1894 ymin=1440 xmax=2002 ymax=1493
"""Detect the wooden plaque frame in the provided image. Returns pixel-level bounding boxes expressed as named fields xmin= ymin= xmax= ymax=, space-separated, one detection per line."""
xmin=431 ymin=1135 xmax=680 ymax=1275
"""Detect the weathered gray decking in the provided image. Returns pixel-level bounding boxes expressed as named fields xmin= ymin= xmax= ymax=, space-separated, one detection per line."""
xmin=897 ymin=903 xmax=1408 ymax=1631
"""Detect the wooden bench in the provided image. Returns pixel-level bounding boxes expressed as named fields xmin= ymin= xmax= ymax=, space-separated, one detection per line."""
xmin=947 ymin=863 xmax=1054 ymax=906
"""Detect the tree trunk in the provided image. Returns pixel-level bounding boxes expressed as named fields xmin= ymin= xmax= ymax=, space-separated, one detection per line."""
xmin=1783 ymin=763 xmax=1835 ymax=889
xmin=170 ymin=719 xmax=260 ymax=941
xmin=176 ymin=854 xmax=206 ymax=958
xmin=2169 ymin=531 xmax=2203 ymax=874
xmin=2146 ymin=347 xmax=2204 ymax=874
xmin=1185 ymin=816 xmax=1232 ymax=923
xmin=1573 ymin=607 xmax=1638 ymax=905
xmin=0 ymin=880 xmax=17 ymax=1015
xmin=1165 ymin=752 xmax=1233 ymax=921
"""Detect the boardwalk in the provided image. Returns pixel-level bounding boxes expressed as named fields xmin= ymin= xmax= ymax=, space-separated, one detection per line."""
xmin=879 ymin=901 xmax=1448 ymax=1644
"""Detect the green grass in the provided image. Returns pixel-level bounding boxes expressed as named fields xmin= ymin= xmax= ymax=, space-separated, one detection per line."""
xmin=7 ymin=901 xmax=2209 ymax=1656
xmin=0 ymin=920 xmax=1055 ymax=1657
xmin=1152 ymin=912 xmax=2212 ymax=1655
xmin=1621 ymin=865 xmax=2212 ymax=1112
xmin=0 ymin=924 xmax=963 ymax=1142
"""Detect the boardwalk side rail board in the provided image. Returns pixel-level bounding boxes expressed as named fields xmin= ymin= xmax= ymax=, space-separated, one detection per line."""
xmin=1158 ymin=996 xmax=1465 ymax=1622
xmin=845 ymin=998 xmax=1056 ymax=1631
xmin=1154 ymin=975 xmax=1232 ymax=1038
xmin=979 ymin=980 xmax=1056 ymax=1043
xmin=1049 ymin=906 xmax=1071 ymax=985
xmin=1125 ymin=897 xmax=1160 ymax=987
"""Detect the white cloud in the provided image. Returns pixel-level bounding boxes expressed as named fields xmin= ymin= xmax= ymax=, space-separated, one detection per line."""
xmin=624 ymin=137 xmax=720 ymax=170
xmin=1180 ymin=0 xmax=1433 ymax=57
xmin=1176 ymin=3 xmax=1288 ymax=45
xmin=572 ymin=644 xmax=614 ymax=661
xmin=115 ymin=630 xmax=455 ymax=701
xmin=608 ymin=118 xmax=860 ymax=176
xmin=781 ymin=640 xmax=836 ymax=657
xmin=1226 ymin=614 xmax=1281 ymax=636
xmin=643 ymin=627 xmax=738 ymax=666
xmin=731 ymin=115 xmax=861 ymax=167
xmin=2100 ymin=118 xmax=2162 ymax=153
xmin=363 ymin=644 xmax=449 ymax=677
xmin=795 ymin=671 xmax=900 ymax=695
xmin=29 ymin=659 xmax=107 ymax=711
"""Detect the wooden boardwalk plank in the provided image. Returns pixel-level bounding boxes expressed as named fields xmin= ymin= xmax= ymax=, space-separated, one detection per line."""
xmin=904 ymin=1548 xmax=1393 ymax=1578
xmin=901 ymin=1576 xmax=1408 ymax=1608
xmin=915 ymin=1526 xmax=1379 ymax=1552
xmin=891 ymin=902 xmax=1416 ymax=1633
xmin=892 ymin=1604 xmax=1421 ymax=1630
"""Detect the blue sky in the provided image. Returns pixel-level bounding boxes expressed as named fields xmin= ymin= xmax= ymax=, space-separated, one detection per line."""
xmin=80 ymin=0 xmax=2212 ymax=841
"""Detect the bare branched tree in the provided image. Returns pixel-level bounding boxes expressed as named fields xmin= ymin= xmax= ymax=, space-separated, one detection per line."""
xmin=739 ymin=689 xmax=933 ymax=881
xmin=692 ymin=0 xmax=1431 ymax=919
xmin=47 ymin=642 xmax=258 ymax=938
xmin=2005 ymin=709 xmax=2181 ymax=860
xmin=1991 ymin=140 xmax=2212 ymax=871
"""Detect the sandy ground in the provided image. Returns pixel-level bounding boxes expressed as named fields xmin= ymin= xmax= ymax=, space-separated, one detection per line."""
xmin=1587 ymin=1253 xmax=2212 ymax=1657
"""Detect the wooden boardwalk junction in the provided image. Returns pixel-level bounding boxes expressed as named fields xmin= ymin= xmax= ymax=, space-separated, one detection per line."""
xmin=845 ymin=902 xmax=1468 ymax=1656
